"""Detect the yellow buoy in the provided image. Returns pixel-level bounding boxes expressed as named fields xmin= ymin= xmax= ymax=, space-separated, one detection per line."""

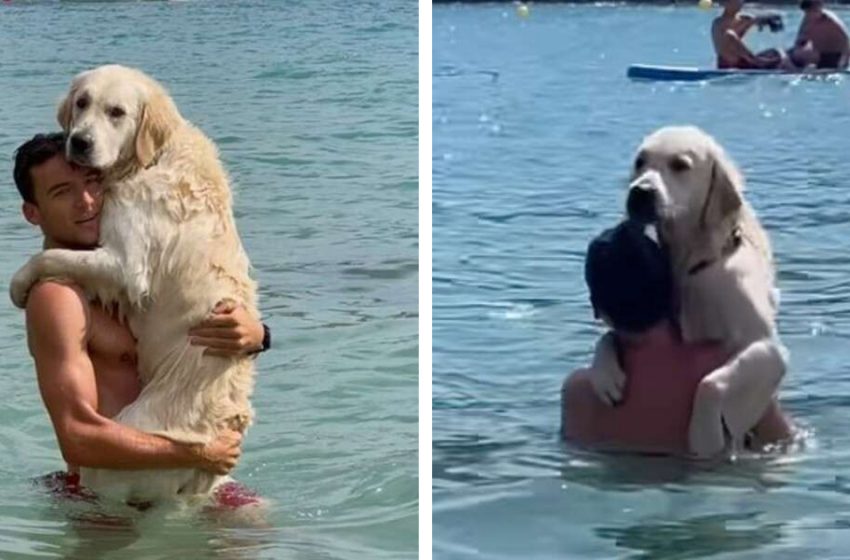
xmin=517 ymin=3 xmax=530 ymax=18
xmin=698 ymin=0 xmax=713 ymax=10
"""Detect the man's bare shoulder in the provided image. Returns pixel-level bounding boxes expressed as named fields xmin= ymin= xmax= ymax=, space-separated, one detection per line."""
xmin=562 ymin=368 xmax=591 ymax=397
xmin=27 ymin=281 xmax=88 ymax=314
xmin=824 ymin=9 xmax=849 ymax=32
xmin=561 ymin=368 xmax=596 ymax=441
xmin=25 ymin=281 xmax=90 ymax=348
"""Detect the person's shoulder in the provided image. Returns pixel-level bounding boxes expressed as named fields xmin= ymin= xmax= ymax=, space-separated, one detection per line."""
xmin=561 ymin=369 xmax=595 ymax=441
xmin=26 ymin=281 xmax=89 ymax=325
xmin=825 ymin=9 xmax=848 ymax=27
xmin=561 ymin=369 xmax=598 ymax=419
xmin=28 ymin=280 xmax=86 ymax=307
xmin=562 ymin=368 xmax=592 ymax=399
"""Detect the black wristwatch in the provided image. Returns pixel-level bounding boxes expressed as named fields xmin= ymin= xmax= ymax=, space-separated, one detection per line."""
xmin=261 ymin=323 xmax=271 ymax=352
xmin=250 ymin=323 xmax=271 ymax=356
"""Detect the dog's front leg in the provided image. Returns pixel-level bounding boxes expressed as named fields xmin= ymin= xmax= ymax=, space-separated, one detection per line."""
xmin=688 ymin=337 xmax=787 ymax=458
xmin=10 ymin=248 xmax=125 ymax=308
xmin=587 ymin=331 xmax=627 ymax=406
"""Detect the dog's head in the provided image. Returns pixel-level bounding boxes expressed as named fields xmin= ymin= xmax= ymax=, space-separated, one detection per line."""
xmin=57 ymin=64 xmax=182 ymax=172
xmin=626 ymin=126 xmax=743 ymax=233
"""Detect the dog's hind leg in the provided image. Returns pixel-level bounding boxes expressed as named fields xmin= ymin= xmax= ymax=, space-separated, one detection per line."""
xmin=688 ymin=337 xmax=788 ymax=458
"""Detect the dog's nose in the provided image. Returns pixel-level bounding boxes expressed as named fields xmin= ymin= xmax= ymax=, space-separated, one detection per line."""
xmin=627 ymin=186 xmax=658 ymax=224
xmin=70 ymin=134 xmax=92 ymax=155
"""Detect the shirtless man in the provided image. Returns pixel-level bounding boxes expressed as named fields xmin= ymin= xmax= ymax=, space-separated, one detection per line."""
xmin=562 ymin=222 xmax=793 ymax=456
xmin=795 ymin=0 xmax=850 ymax=69
xmin=13 ymin=133 xmax=268 ymax=502
xmin=712 ymin=0 xmax=787 ymax=70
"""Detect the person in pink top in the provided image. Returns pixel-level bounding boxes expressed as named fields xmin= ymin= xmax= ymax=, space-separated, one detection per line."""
xmin=561 ymin=221 xmax=793 ymax=457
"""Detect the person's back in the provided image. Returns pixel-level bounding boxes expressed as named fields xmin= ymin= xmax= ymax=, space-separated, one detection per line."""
xmin=563 ymin=324 xmax=728 ymax=455
xmin=797 ymin=1 xmax=850 ymax=68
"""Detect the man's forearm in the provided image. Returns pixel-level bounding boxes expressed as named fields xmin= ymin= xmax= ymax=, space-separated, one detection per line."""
xmin=60 ymin=416 xmax=202 ymax=471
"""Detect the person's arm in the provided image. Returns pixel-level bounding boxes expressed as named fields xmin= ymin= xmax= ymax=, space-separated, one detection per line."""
xmin=27 ymin=282 xmax=238 ymax=473
xmin=833 ymin=15 xmax=850 ymax=67
xmin=733 ymin=13 xmax=757 ymax=37
xmin=795 ymin=16 xmax=812 ymax=46
xmin=722 ymin=29 xmax=761 ymax=66
xmin=189 ymin=299 xmax=267 ymax=357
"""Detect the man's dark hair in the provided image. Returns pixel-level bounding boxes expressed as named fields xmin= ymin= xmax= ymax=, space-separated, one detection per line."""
xmin=800 ymin=0 xmax=822 ymax=10
xmin=13 ymin=133 xmax=66 ymax=204
xmin=584 ymin=220 xmax=674 ymax=333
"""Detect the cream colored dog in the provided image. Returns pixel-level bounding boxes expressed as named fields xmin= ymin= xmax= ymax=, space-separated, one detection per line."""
xmin=588 ymin=126 xmax=787 ymax=458
xmin=10 ymin=65 xmax=258 ymax=501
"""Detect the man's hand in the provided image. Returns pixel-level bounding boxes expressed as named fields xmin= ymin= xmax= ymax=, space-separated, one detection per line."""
xmin=195 ymin=428 xmax=243 ymax=475
xmin=189 ymin=299 xmax=264 ymax=357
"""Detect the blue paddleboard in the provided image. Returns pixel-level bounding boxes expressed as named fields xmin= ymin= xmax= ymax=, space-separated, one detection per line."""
xmin=627 ymin=64 xmax=849 ymax=82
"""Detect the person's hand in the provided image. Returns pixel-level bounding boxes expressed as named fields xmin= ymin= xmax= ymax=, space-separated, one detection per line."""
xmin=195 ymin=428 xmax=243 ymax=474
xmin=189 ymin=298 xmax=264 ymax=357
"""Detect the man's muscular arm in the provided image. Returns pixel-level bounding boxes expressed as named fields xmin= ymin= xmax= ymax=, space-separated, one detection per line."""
xmin=27 ymin=282 xmax=238 ymax=473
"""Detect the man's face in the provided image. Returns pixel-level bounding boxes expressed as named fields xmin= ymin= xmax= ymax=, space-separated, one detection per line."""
xmin=23 ymin=154 xmax=104 ymax=250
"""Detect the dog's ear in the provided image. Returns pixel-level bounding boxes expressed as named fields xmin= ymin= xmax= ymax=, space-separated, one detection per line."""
xmin=56 ymin=87 xmax=75 ymax=131
xmin=135 ymin=91 xmax=179 ymax=168
xmin=700 ymin=150 xmax=743 ymax=230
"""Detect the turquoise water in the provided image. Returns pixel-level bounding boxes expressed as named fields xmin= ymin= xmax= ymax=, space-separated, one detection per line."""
xmin=0 ymin=1 xmax=417 ymax=559
xmin=434 ymin=4 xmax=850 ymax=559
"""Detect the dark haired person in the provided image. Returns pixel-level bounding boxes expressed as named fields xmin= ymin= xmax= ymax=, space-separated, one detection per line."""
xmin=13 ymin=133 xmax=268 ymax=505
xmin=561 ymin=221 xmax=793 ymax=456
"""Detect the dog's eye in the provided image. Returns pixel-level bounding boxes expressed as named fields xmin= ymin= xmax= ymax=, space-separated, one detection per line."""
xmin=109 ymin=107 xmax=126 ymax=119
xmin=75 ymin=97 xmax=89 ymax=110
xmin=634 ymin=156 xmax=645 ymax=170
xmin=670 ymin=157 xmax=692 ymax=172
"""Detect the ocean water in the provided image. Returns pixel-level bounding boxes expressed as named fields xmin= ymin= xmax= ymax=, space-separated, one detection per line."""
xmin=434 ymin=4 xmax=850 ymax=559
xmin=0 ymin=1 xmax=417 ymax=559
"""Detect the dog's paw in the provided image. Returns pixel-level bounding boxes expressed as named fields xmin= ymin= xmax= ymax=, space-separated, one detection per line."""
xmin=587 ymin=365 xmax=626 ymax=407
xmin=688 ymin=380 xmax=727 ymax=458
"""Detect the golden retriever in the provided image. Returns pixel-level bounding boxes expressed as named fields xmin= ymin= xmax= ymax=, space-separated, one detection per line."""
xmin=10 ymin=65 xmax=258 ymax=500
xmin=587 ymin=126 xmax=787 ymax=458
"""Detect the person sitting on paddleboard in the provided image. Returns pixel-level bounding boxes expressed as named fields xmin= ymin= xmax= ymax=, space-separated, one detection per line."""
xmin=794 ymin=0 xmax=850 ymax=69
xmin=712 ymin=0 xmax=789 ymax=69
